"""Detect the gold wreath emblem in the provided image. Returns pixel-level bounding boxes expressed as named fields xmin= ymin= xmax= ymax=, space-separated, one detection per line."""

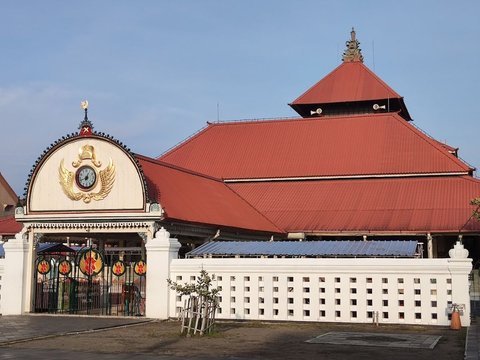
xmin=59 ymin=158 xmax=115 ymax=203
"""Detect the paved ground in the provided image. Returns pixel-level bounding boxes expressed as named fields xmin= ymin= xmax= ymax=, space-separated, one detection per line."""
xmin=0 ymin=315 xmax=474 ymax=360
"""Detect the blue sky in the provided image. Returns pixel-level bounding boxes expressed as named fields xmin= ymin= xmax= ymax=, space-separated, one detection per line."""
xmin=1 ymin=1 xmax=479 ymax=195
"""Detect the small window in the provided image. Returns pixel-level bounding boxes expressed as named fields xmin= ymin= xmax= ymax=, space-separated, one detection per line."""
xmin=350 ymin=288 xmax=357 ymax=294
xmin=367 ymin=299 xmax=373 ymax=306
xmin=351 ymin=299 xmax=357 ymax=306
xmin=273 ymin=276 xmax=279 ymax=282
xmin=414 ymin=278 xmax=420 ymax=284
xmin=366 ymin=278 xmax=373 ymax=283
xmin=351 ymin=311 xmax=357 ymax=318
xmin=382 ymin=289 xmax=388 ymax=294
xmin=430 ymin=278 xmax=436 ymax=284
xmin=287 ymin=277 xmax=294 ymax=282
xmin=335 ymin=299 xmax=341 ymax=305
xmin=244 ymin=276 xmax=250 ymax=281
xmin=367 ymin=288 xmax=373 ymax=294
xmin=217 ymin=307 xmax=222 ymax=314
xmin=399 ymin=312 xmax=404 ymax=319
xmin=446 ymin=278 xmax=452 ymax=284
xmin=288 ymin=298 xmax=294 ymax=304
xmin=431 ymin=313 xmax=437 ymax=319
xmin=259 ymin=297 xmax=264 ymax=304
xmin=414 ymin=289 xmax=421 ymax=295
xmin=244 ymin=286 xmax=250 ymax=292
xmin=303 ymin=277 xmax=310 ymax=282
xmin=397 ymin=278 xmax=404 ymax=284
xmin=415 ymin=300 xmax=421 ymax=307
xmin=398 ymin=300 xmax=404 ymax=307
xmin=244 ymin=297 xmax=250 ymax=303
xmin=335 ymin=288 xmax=341 ymax=293
xmin=335 ymin=310 xmax=341 ymax=317
xmin=231 ymin=286 xmax=236 ymax=291
xmin=320 ymin=288 xmax=325 ymax=293
xmin=231 ymin=297 xmax=236 ymax=303
xmin=367 ymin=311 xmax=373 ymax=318
xmin=335 ymin=277 xmax=340 ymax=283
xmin=319 ymin=277 xmax=325 ymax=282
xmin=304 ymin=310 xmax=310 ymax=317
xmin=383 ymin=312 xmax=389 ymax=319
xmin=176 ymin=276 xmax=182 ymax=281
xmin=415 ymin=313 xmax=422 ymax=319
xmin=230 ymin=276 xmax=235 ymax=281
xmin=259 ymin=308 xmax=264 ymax=315
xmin=320 ymin=298 xmax=325 ymax=304
xmin=398 ymin=289 xmax=404 ymax=295
xmin=258 ymin=276 xmax=263 ymax=282
xmin=288 ymin=309 xmax=294 ymax=316
xmin=303 ymin=287 xmax=310 ymax=293
xmin=245 ymin=308 xmax=250 ymax=315
xmin=303 ymin=298 xmax=310 ymax=305
xmin=382 ymin=278 xmax=388 ymax=284
xmin=231 ymin=308 xmax=236 ymax=315
xmin=273 ymin=287 xmax=279 ymax=292
xmin=350 ymin=277 xmax=357 ymax=283
xmin=383 ymin=300 xmax=388 ymax=306
xmin=431 ymin=301 xmax=437 ymax=307
xmin=217 ymin=276 xmax=222 ymax=281
xmin=190 ymin=276 xmax=196 ymax=281
xmin=273 ymin=309 xmax=279 ymax=315
xmin=431 ymin=289 xmax=437 ymax=295
xmin=273 ymin=297 xmax=279 ymax=304
xmin=320 ymin=310 xmax=326 ymax=317
xmin=258 ymin=286 xmax=264 ymax=292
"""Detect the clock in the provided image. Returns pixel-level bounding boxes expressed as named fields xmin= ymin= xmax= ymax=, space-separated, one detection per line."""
xmin=75 ymin=165 xmax=97 ymax=190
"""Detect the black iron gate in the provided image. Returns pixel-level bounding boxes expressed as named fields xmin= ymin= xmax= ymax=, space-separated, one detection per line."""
xmin=34 ymin=246 xmax=146 ymax=316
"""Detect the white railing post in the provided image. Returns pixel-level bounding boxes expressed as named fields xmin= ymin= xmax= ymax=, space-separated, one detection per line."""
xmin=144 ymin=227 xmax=181 ymax=319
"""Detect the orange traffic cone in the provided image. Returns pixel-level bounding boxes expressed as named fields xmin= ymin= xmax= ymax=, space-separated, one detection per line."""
xmin=450 ymin=309 xmax=461 ymax=330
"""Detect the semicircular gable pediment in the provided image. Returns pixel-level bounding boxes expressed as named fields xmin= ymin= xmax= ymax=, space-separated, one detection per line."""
xmin=27 ymin=136 xmax=146 ymax=213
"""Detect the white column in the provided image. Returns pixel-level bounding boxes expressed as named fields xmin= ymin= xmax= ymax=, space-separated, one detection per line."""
xmin=1 ymin=228 xmax=29 ymax=315
xmin=427 ymin=233 xmax=433 ymax=259
xmin=448 ymin=241 xmax=472 ymax=326
xmin=144 ymin=227 xmax=181 ymax=319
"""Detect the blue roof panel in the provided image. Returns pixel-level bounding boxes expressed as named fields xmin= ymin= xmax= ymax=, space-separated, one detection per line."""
xmin=187 ymin=240 xmax=419 ymax=258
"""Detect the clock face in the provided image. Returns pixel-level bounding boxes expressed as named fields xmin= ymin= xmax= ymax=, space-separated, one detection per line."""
xmin=76 ymin=165 xmax=97 ymax=190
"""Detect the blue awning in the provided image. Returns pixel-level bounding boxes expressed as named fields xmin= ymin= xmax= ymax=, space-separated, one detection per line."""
xmin=37 ymin=243 xmax=76 ymax=254
xmin=187 ymin=240 xmax=419 ymax=258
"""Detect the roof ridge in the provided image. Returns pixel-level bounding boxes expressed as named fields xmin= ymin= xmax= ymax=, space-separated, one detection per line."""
xmin=135 ymin=153 xmax=224 ymax=183
xmin=393 ymin=116 xmax=474 ymax=173
xmin=157 ymin=123 xmax=211 ymax=159
xmin=0 ymin=172 xmax=18 ymax=201
xmin=224 ymin=183 xmax=284 ymax=233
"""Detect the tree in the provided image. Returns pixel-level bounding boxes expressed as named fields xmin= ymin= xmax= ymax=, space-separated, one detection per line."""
xmin=167 ymin=270 xmax=221 ymax=336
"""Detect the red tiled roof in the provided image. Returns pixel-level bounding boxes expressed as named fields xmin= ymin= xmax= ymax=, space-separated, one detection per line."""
xmin=0 ymin=216 xmax=22 ymax=236
xmin=291 ymin=61 xmax=401 ymax=105
xmin=160 ymin=113 xmax=472 ymax=179
xmin=227 ymin=176 xmax=480 ymax=234
xmin=136 ymin=155 xmax=282 ymax=234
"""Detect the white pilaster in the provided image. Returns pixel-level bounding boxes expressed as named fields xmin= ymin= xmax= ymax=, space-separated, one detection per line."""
xmin=144 ymin=227 xmax=181 ymax=319
xmin=1 ymin=228 xmax=29 ymax=315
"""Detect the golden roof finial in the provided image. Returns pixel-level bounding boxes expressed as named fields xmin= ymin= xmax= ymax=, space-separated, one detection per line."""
xmin=342 ymin=27 xmax=364 ymax=63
